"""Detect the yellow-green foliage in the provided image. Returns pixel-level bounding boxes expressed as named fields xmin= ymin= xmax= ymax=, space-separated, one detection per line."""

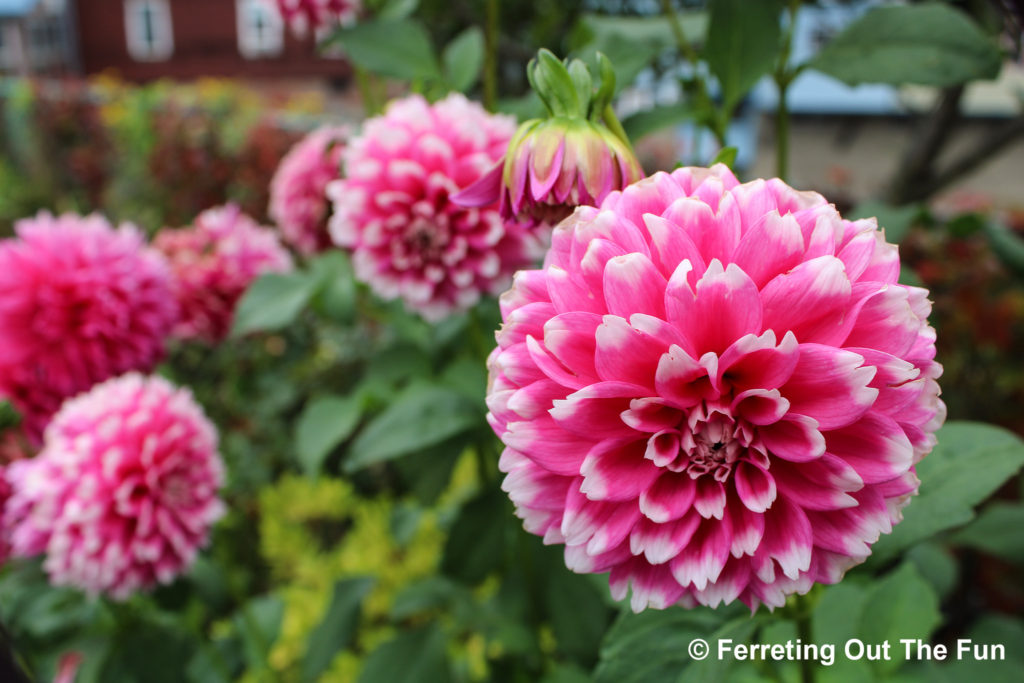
xmin=259 ymin=474 xmax=447 ymax=682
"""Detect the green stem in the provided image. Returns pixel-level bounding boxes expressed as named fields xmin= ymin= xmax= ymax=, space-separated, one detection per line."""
xmin=795 ymin=592 xmax=815 ymax=683
xmin=774 ymin=0 xmax=801 ymax=182
xmin=602 ymin=103 xmax=634 ymax=152
xmin=660 ymin=0 xmax=728 ymax=147
xmin=354 ymin=65 xmax=380 ymax=117
xmin=483 ymin=0 xmax=500 ymax=111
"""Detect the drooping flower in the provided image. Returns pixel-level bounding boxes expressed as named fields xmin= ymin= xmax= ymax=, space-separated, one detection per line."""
xmin=487 ymin=165 xmax=944 ymax=611
xmin=154 ymin=204 xmax=293 ymax=343
xmin=3 ymin=373 xmax=225 ymax=599
xmin=455 ymin=50 xmax=644 ymax=225
xmin=275 ymin=0 xmax=360 ymax=35
xmin=328 ymin=93 xmax=546 ymax=321
xmin=0 ymin=212 xmax=177 ymax=442
xmin=269 ymin=126 xmax=348 ymax=255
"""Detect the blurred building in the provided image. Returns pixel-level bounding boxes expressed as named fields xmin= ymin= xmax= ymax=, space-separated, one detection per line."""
xmin=73 ymin=0 xmax=350 ymax=82
xmin=0 ymin=0 xmax=77 ymax=76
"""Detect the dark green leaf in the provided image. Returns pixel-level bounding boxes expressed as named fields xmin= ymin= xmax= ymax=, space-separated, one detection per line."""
xmin=301 ymin=577 xmax=374 ymax=683
xmin=231 ymin=271 xmax=316 ymax=337
xmin=810 ymin=3 xmax=1003 ymax=87
xmin=394 ymin=436 xmax=466 ymax=505
xmin=99 ymin=617 xmax=197 ymax=683
xmin=295 ymin=394 xmax=363 ymax=476
xmin=870 ymin=421 xmax=1024 ymax=562
xmin=544 ymin=563 xmax=612 ymax=661
xmin=390 ymin=577 xmax=468 ymax=620
xmin=329 ymin=19 xmax=441 ymax=82
xmin=309 ymin=251 xmax=356 ymax=323
xmin=234 ymin=594 xmax=285 ymax=672
xmin=859 ymin=563 xmax=941 ymax=674
xmin=709 ymin=146 xmax=737 ymax=169
xmin=905 ymin=542 xmax=959 ymax=599
xmin=622 ymin=103 xmax=694 ymax=141
xmin=441 ymin=487 xmax=508 ymax=584
xmin=594 ymin=608 xmax=727 ymax=683
xmin=704 ymin=0 xmax=783 ymax=112
xmin=443 ymin=26 xmax=485 ymax=93
xmin=847 ymin=200 xmax=920 ymax=244
xmin=346 ymin=383 xmax=480 ymax=471
xmin=376 ymin=0 xmax=419 ymax=20
xmin=532 ymin=49 xmax=581 ymax=117
xmin=358 ymin=624 xmax=452 ymax=683
xmin=984 ymin=221 xmax=1024 ymax=278
xmin=949 ymin=502 xmax=1024 ymax=564
xmin=686 ymin=617 xmax=761 ymax=683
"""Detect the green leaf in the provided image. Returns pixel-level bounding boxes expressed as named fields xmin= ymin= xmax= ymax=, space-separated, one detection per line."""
xmin=231 ymin=271 xmax=316 ymax=337
xmin=390 ymin=576 xmax=469 ymax=620
xmin=984 ymin=221 xmax=1024 ymax=278
xmin=441 ymin=487 xmax=508 ymax=584
xmin=394 ymin=436 xmax=466 ymax=505
xmin=443 ymin=26 xmax=485 ymax=93
xmin=301 ymin=577 xmax=374 ymax=683
xmin=810 ymin=3 xmax=1003 ymax=87
xmin=543 ymin=562 xmax=613 ymax=661
xmin=345 ymin=383 xmax=480 ymax=471
xmin=859 ymin=563 xmax=941 ymax=674
xmin=594 ymin=608 xmax=727 ymax=683
xmin=358 ymin=624 xmax=452 ymax=683
xmin=309 ymin=251 xmax=356 ymax=323
xmin=686 ymin=616 xmax=761 ymax=683
xmin=376 ymin=0 xmax=419 ymax=20
xmin=847 ymin=200 xmax=920 ymax=244
xmin=905 ymin=542 xmax=959 ymax=599
xmin=329 ymin=19 xmax=440 ymax=82
xmin=99 ymin=616 xmax=197 ymax=683
xmin=709 ymin=146 xmax=737 ymax=169
xmin=949 ymin=502 xmax=1024 ymax=564
xmin=531 ymin=49 xmax=581 ymax=117
xmin=871 ymin=421 xmax=1024 ymax=562
xmin=704 ymin=0 xmax=783 ymax=112
xmin=295 ymin=394 xmax=363 ymax=476
xmin=622 ymin=104 xmax=694 ymax=141
xmin=234 ymin=594 xmax=285 ymax=672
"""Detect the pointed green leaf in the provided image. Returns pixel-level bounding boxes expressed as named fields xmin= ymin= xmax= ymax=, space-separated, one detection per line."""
xmin=301 ymin=577 xmax=374 ymax=683
xmin=443 ymin=26 xmax=485 ymax=93
xmin=231 ymin=271 xmax=316 ymax=337
xmin=295 ymin=394 xmax=363 ymax=476
xmin=704 ymin=0 xmax=784 ymax=112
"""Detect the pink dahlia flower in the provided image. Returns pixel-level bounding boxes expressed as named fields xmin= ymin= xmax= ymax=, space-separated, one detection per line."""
xmin=487 ymin=165 xmax=944 ymax=611
xmin=0 ymin=212 xmax=177 ymax=442
xmin=155 ymin=204 xmax=293 ymax=343
xmin=328 ymin=93 xmax=546 ymax=321
xmin=269 ymin=126 xmax=348 ymax=256
xmin=3 ymin=373 xmax=225 ymax=599
xmin=276 ymin=0 xmax=360 ymax=34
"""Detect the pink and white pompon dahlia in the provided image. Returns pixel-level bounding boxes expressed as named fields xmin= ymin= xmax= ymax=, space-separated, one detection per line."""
xmin=0 ymin=212 xmax=177 ymax=442
xmin=486 ymin=165 xmax=944 ymax=611
xmin=155 ymin=204 xmax=293 ymax=343
xmin=4 ymin=373 xmax=225 ymax=599
xmin=269 ymin=126 xmax=348 ymax=256
xmin=275 ymin=0 xmax=360 ymax=35
xmin=328 ymin=93 xmax=546 ymax=321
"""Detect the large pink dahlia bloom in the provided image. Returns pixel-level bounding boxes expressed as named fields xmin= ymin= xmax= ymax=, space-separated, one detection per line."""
xmin=328 ymin=93 xmax=546 ymax=321
xmin=3 ymin=373 xmax=225 ymax=599
xmin=487 ymin=165 xmax=944 ymax=611
xmin=269 ymin=126 xmax=348 ymax=256
xmin=0 ymin=213 xmax=177 ymax=441
xmin=155 ymin=204 xmax=293 ymax=343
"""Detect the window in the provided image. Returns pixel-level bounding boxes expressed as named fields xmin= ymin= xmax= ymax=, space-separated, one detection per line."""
xmin=124 ymin=0 xmax=173 ymax=62
xmin=237 ymin=0 xmax=284 ymax=59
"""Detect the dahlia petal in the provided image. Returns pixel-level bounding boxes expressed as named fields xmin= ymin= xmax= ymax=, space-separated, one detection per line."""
xmin=622 ymin=398 xmax=684 ymax=434
xmin=669 ymin=515 xmax=733 ymax=590
xmin=639 ymin=471 xmax=697 ymax=523
xmin=655 ymin=345 xmax=719 ymax=408
xmin=734 ymin=462 xmax=776 ymax=513
xmin=769 ymin=461 xmax=858 ymax=511
xmin=760 ymin=255 xmax=852 ymax=344
xmin=580 ymin=439 xmax=661 ymax=501
xmin=580 ymin=238 xmax=629 ymax=300
xmin=726 ymin=501 xmax=765 ymax=557
xmin=594 ymin=315 xmax=667 ymax=390
xmin=694 ymin=477 xmax=727 ymax=519
xmin=547 ymin=265 xmax=603 ymax=314
xmin=542 ymin=312 xmax=603 ymax=385
xmin=718 ymin=330 xmax=800 ymax=392
xmin=760 ymin=414 xmax=825 ymax=462
xmin=760 ymin=497 xmax=812 ymax=580
xmin=731 ymin=388 xmax=790 ymax=426
xmin=667 ymin=260 xmax=762 ymax=355
xmin=825 ymin=411 xmax=913 ymax=484
xmin=844 ymin=285 xmax=921 ymax=357
xmin=732 ymin=211 xmax=805 ymax=288
xmin=782 ymin=344 xmax=878 ymax=430
xmin=550 ymin=381 xmax=644 ymax=438
xmin=504 ymin=416 xmax=590 ymax=476
xmin=603 ymin=253 xmax=668 ymax=318
xmin=630 ymin=513 xmax=702 ymax=565
xmin=641 ymin=213 xmax=707 ymax=279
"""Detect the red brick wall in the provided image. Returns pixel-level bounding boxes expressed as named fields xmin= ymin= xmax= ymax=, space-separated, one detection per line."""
xmin=74 ymin=0 xmax=350 ymax=81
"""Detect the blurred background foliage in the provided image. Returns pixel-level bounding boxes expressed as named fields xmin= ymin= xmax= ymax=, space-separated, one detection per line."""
xmin=0 ymin=0 xmax=1023 ymax=681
